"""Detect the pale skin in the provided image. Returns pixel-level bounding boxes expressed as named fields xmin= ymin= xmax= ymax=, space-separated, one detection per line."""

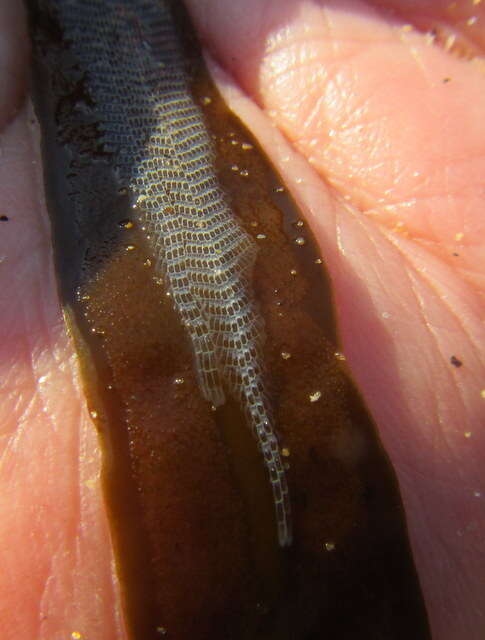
xmin=0 ymin=0 xmax=484 ymax=638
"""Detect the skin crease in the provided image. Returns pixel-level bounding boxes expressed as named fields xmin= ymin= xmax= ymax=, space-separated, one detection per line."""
xmin=0 ymin=0 xmax=484 ymax=638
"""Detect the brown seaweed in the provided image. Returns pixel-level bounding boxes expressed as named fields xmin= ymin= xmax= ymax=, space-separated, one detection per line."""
xmin=26 ymin=1 xmax=431 ymax=638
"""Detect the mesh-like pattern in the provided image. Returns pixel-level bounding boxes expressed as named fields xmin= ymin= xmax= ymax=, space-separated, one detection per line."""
xmin=57 ymin=0 xmax=291 ymax=546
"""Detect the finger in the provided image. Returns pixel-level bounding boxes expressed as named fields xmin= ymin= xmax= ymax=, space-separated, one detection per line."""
xmin=187 ymin=1 xmax=485 ymax=263
xmin=0 ymin=101 xmax=125 ymax=638
xmin=0 ymin=1 xmax=125 ymax=634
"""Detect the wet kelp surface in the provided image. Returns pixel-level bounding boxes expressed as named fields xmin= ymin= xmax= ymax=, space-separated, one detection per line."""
xmin=26 ymin=1 xmax=430 ymax=638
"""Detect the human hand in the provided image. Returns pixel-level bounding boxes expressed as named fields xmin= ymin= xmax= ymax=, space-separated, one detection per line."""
xmin=0 ymin=1 xmax=483 ymax=638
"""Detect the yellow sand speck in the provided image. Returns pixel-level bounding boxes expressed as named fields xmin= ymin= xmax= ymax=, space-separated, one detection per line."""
xmin=309 ymin=390 xmax=322 ymax=403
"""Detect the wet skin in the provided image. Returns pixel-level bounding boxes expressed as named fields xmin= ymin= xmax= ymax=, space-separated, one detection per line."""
xmin=0 ymin=1 xmax=484 ymax=639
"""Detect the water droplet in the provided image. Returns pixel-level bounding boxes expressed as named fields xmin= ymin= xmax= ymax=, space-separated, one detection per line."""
xmin=90 ymin=410 xmax=98 ymax=419
xmin=334 ymin=351 xmax=346 ymax=361
xmin=125 ymin=244 xmax=136 ymax=251
xmin=239 ymin=169 xmax=249 ymax=177
xmin=281 ymin=352 xmax=291 ymax=360
xmin=174 ymin=378 xmax=185 ymax=385
xmin=294 ymin=236 xmax=306 ymax=246
xmin=144 ymin=258 xmax=152 ymax=267
xmin=314 ymin=258 xmax=322 ymax=264
xmin=156 ymin=626 xmax=167 ymax=636
xmin=473 ymin=490 xmax=481 ymax=498
xmin=274 ymin=186 xmax=285 ymax=193
xmin=231 ymin=164 xmax=239 ymax=172
xmin=294 ymin=219 xmax=304 ymax=227
xmin=256 ymin=233 xmax=267 ymax=240
xmin=250 ymin=221 xmax=258 ymax=227
xmin=309 ymin=390 xmax=322 ymax=403
xmin=382 ymin=311 xmax=390 ymax=319
xmin=290 ymin=269 xmax=297 ymax=276
xmin=324 ymin=541 xmax=336 ymax=552
xmin=241 ymin=142 xmax=253 ymax=151
xmin=281 ymin=447 xmax=291 ymax=457
xmin=464 ymin=431 xmax=472 ymax=438
xmin=119 ymin=218 xmax=133 ymax=229
xmin=201 ymin=96 xmax=212 ymax=105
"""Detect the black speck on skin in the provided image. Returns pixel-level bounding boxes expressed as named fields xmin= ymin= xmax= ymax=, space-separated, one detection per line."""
xmin=0 ymin=215 xmax=9 ymax=221
xmin=452 ymin=252 xmax=459 ymax=257
xmin=450 ymin=355 xmax=463 ymax=368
